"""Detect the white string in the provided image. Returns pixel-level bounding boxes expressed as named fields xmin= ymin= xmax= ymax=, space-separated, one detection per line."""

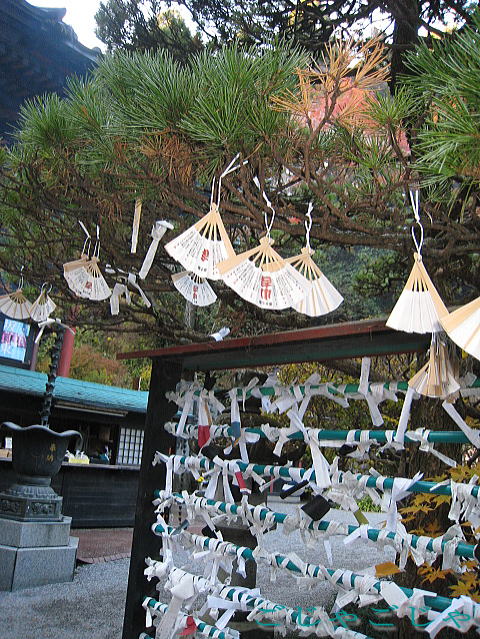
xmin=305 ymin=202 xmax=313 ymax=250
xmin=253 ymin=176 xmax=276 ymax=237
xmin=216 ymin=154 xmax=248 ymax=206
xmin=78 ymin=220 xmax=91 ymax=255
xmin=409 ymin=189 xmax=424 ymax=255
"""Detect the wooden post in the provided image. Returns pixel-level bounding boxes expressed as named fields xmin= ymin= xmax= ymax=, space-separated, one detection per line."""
xmin=122 ymin=358 xmax=183 ymax=639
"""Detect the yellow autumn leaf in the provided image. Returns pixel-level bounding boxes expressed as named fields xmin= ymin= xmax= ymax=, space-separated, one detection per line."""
xmin=375 ymin=562 xmax=403 ymax=577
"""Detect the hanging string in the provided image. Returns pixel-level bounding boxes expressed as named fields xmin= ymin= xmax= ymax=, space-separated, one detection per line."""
xmin=409 ymin=189 xmax=424 ymax=256
xmin=78 ymin=220 xmax=91 ymax=256
xmin=93 ymin=224 xmax=101 ymax=259
xmin=18 ymin=265 xmax=24 ymax=290
xmin=216 ymin=154 xmax=248 ymax=207
xmin=253 ymin=176 xmax=276 ymax=238
xmin=305 ymin=202 xmax=313 ymax=250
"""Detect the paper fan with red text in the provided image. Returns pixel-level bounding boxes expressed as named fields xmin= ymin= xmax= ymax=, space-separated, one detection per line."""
xmin=165 ymin=156 xmax=246 ymax=280
xmin=217 ymin=179 xmax=307 ymax=309
xmin=165 ymin=201 xmax=235 ymax=280
xmin=172 ymin=271 xmax=217 ymax=307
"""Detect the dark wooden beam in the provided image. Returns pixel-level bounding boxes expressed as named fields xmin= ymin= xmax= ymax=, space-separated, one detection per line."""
xmin=122 ymin=359 xmax=183 ymax=639
xmin=118 ymin=318 xmax=429 ymax=371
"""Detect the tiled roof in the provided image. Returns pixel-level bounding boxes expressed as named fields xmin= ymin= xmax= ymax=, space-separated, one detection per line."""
xmin=0 ymin=364 xmax=148 ymax=414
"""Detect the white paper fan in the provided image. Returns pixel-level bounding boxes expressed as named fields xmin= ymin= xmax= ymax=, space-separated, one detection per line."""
xmin=63 ymin=223 xmax=92 ymax=296
xmin=79 ymin=256 xmax=112 ymax=301
xmin=386 ymin=252 xmax=448 ymax=334
xmin=285 ymin=206 xmax=343 ymax=316
xmin=165 ymin=156 xmax=247 ymax=280
xmin=409 ymin=336 xmax=460 ymax=399
xmin=441 ymin=296 xmax=480 ymax=362
xmin=30 ymin=285 xmax=56 ymax=322
xmin=172 ymin=271 xmax=217 ymax=307
xmin=165 ymin=202 xmax=235 ymax=280
xmin=64 ymin=253 xmax=90 ymax=295
xmin=218 ymin=236 xmax=307 ymax=310
xmin=0 ymin=289 xmax=32 ymax=320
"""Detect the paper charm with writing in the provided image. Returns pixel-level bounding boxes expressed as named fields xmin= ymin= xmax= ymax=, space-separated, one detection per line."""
xmin=164 ymin=156 xmax=246 ymax=280
xmin=172 ymin=271 xmax=217 ymax=307
xmin=217 ymin=180 xmax=307 ymax=310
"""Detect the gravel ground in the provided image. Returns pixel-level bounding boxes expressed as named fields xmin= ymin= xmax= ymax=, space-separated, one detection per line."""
xmin=0 ymin=503 xmax=394 ymax=639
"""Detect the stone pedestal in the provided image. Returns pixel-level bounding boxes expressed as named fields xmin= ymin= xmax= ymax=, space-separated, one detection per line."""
xmin=0 ymin=515 xmax=78 ymax=591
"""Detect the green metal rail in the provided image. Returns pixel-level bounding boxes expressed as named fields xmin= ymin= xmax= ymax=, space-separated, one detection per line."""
xmin=167 ymin=454 xmax=479 ymax=498
xmin=153 ymin=492 xmax=476 ymax=561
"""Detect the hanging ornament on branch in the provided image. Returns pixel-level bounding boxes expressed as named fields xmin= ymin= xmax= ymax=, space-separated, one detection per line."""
xmin=285 ymin=203 xmax=343 ymax=316
xmin=165 ymin=155 xmax=246 ymax=281
xmin=386 ymin=191 xmax=447 ymax=334
xmin=138 ymin=220 xmax=173 ymax=280
xmin=441 ymin=296 xmax=480 ymax=363
xmin=63 ymin=221 xmax=92 ymax=297
xmin=409 ymin=334 xmax=460 ymax=399
xmin=131 ymin=198 xmax=142 ymax=254
xmin=30 ymin=283 xmax=56 ymax=323
xmin=172 ymin=271 xmax=217 ymax=307
xmin=217 ymin=177 xmax=307 ymax=310
xmin=0 ymin=268 xmax=32 ymax=320
xmin=80 ymin=226 xmax=111 ymax=301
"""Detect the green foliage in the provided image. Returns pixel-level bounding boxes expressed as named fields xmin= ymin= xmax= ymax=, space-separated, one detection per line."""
xmin=95 ymin=2 xmax=203 ymax=62
xmin=405 ymin=11 xmax=480 ymax=182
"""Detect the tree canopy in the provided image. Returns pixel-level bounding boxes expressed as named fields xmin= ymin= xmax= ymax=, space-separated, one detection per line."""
xmin=95 ymin=1 xmax=203 ymax=62
xmin=0 ymin=21 xmax=479 ymax=343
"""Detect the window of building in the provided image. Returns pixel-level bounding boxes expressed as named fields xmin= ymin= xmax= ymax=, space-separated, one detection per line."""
xmin=117 ymin=427 xmax=144 ymax=465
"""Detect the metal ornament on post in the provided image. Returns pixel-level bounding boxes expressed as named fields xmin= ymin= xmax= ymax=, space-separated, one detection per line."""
xmin=40 ymin=324 xmax=65 ymax=427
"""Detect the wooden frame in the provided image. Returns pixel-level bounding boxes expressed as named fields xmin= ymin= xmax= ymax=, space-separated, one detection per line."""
xmin=119 ymin=318 xmax=429 ymax=639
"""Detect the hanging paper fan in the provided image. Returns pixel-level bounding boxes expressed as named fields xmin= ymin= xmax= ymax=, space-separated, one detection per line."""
xmin=285 ymin=204 xmax=343 ymax=316
xmin=409 ymin=336 xmax=460 ymax=399
xmin=165 ymin=155 xmax=247 ymax=280
xmin=165 ymin=202 xmax=235 ymax=281
xmin=387 ymin=192 xmax=447 ymax=334
xmin=386 ymin=252 xmax=448 ymax=334
xmin=172 ymin=271 xmax=217 ymax=307
xmin=78 ymin=256 xmax=111 ymax=301
xmin=218 ymin=236 xmax=307 ymax=310
xmin=63 ymin=221 xmax=92 ymax=296
xmin=30 ymin=285 xmax=56 ymax=323
xmin=441 ymin=296 xmax=480 ymax=362
xmin=64 ymin=253 xmax=91 ymax=296
xmin=0 ymin=289 xmax=32 ymax=320
xmin=217 ymin=179 xmax=307 ymax=310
